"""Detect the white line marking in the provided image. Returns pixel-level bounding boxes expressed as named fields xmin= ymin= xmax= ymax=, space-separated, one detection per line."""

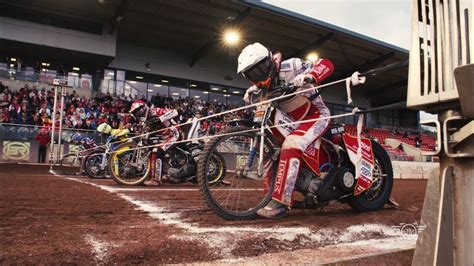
xmin=84 ymin=235 xmax=111 ymax=263
xmin=57 ymin=174 xmax=417 ymax=259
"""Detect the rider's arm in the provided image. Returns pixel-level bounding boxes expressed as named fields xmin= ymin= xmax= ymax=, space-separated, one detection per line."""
xmin=243 ymin=85 xmax=260 ymax=104
xmin=158 ymin=109 xmax=178 ymax=123
xmin=308 ymin=59 xmax=334 ymax=85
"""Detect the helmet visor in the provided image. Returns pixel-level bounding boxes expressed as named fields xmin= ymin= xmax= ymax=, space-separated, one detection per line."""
xmin=131 ymin=107 xmax=145 ymax=118
xmin=243 ymin=57 xmax=274 ymax=83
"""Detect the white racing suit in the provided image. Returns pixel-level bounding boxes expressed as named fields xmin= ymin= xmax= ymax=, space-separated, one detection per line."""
xmin=268 ymin=58 xmax=334 ymax=206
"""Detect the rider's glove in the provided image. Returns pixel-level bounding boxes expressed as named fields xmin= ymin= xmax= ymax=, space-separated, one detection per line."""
xmin=293 ymin=74 xmax=314 ymax=87
xmin=243 ymin=85 xmax=260 ymax=104
xmin=350 ymin=71 xmax=366 ymax=86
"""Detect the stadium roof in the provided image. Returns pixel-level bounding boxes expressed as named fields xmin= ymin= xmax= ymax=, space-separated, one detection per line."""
xmin=0 ymin=0 xmax=409 ymax=106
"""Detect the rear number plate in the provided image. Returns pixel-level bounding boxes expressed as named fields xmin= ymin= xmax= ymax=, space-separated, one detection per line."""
xmin=331 ymin=126 xmax=345 ymax=135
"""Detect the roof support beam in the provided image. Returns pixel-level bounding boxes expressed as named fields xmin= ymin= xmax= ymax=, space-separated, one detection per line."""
xmin=330 ymin=52 xmax=395 ymax=81
xmin=109 ymin=0 xmax=133 ymax=34
xmin=287 ymin=32 xmax=334 ymax=58
xmin=189 ymin=7 xmax=252 ymax=67
xmin=189 ymin=39 xmax=220 ymax=67
xmin=367 ymin=79 xmax=407 ymax=97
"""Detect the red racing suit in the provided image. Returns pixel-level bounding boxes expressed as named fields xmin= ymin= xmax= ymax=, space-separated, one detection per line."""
xmin=271 ymin=58 xmax=334 ymax=206
xmin=146 ymin=107 xmax=179 ymax=151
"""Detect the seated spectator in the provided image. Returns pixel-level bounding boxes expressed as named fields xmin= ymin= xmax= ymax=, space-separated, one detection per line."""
xmin=31 ymin=113 xmax=42 ymax=126
xmin=0 ymin=108 xmax=8 ymax=123
xmin=17 ymin=112 xmax=30 ymax=125
xmin=397 ymin=143 xmax=404 ymax=152
xmin=415 ymin=134 xmax=422 ymax=148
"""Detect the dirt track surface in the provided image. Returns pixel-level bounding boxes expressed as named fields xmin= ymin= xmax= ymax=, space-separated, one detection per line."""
xmin=0 ymin=163 xmax=427 ymax=264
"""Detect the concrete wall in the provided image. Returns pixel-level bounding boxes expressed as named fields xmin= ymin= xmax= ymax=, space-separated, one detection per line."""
xmin=392 ymin=161 xmax=439 ymax=179
xmin=0 ymin=17 xmax=116 ymax=57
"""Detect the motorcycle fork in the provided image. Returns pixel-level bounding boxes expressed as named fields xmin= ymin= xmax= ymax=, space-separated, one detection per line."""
xmin=150 ymin=148 xmax=162 ymax=183
xmin=150 ymin=150 xmax=156 ymax=180
xmin=101 ymin=147 xmax=109 ymax=170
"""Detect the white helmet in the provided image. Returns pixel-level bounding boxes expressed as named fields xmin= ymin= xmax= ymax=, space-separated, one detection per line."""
xmin=237 ymin=43 xmax=275 ymax=85
xmin=97 ymin=123 xmax=112 ymax=134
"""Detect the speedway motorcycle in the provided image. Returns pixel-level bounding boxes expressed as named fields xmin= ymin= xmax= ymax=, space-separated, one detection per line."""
xmin=82 ymin=129 xmax=130 ymax=179
xmin=108 ymin=121 xmax=226 ymax=186
xmin=196 ymin=84 xmax=393 ymax=220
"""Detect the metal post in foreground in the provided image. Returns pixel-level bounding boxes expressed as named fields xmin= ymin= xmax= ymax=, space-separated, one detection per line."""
xmin=56 ymin=87 xmax=67 ymax=161
xmin=407 ymin=0 xmax=473 ymax=264
xmin=49 ymin=86 xmax=58 ymax=169
xmin=49 ymin=79 xmax=71 ymax=170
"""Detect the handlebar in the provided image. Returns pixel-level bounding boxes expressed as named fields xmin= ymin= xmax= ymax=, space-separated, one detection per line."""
xmin=248 ymin=76 xmax=317 ymax=104
xmin=249 ymin=84 xmax=297 ymax=104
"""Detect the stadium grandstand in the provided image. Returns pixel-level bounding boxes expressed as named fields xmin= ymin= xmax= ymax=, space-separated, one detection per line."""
xmin=0 ymin=0 xmax=436 ymax=163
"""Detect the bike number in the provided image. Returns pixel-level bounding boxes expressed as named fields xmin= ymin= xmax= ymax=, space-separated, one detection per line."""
xmin=254 ymin=103 xmax=270 ymax=123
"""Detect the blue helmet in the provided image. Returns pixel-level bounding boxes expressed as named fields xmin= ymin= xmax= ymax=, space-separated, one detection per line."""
xmin=70 ymin=133 xmax=83 ymax=144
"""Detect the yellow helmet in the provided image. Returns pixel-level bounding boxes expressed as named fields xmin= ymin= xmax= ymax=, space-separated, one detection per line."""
xmin=97 ymin=123 xmax=112 ymax=134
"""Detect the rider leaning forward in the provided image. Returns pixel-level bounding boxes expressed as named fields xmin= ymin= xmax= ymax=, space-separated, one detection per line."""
xmin=129 ymin=100 xmax=179 ymax=186
xmin=237 ymin=42 xmax=334 ymax=219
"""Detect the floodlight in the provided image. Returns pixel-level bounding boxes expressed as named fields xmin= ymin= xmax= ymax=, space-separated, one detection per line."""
xmin=306 ymin=52 xmax=319 ymax=62
xmin=224 ymin=30 xmax=240 ymax=45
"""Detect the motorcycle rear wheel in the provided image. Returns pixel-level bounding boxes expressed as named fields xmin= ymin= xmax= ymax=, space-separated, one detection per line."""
xmin=108 ymin=142 xmax=151 ymax=186
xmin=197 ymin=126 xmax=276 ymax=220
xmin=348 ymin=140 xmax=393 ymax=211
xmin=206 ymin=151 xmax=227 ymax=185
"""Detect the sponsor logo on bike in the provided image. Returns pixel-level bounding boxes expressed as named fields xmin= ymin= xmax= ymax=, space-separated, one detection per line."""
xmin=2 ymin=141 xmax=30 ymax=161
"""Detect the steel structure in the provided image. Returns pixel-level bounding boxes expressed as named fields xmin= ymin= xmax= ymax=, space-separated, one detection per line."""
xmin=408 ymin=0 xmax=473 ymax=265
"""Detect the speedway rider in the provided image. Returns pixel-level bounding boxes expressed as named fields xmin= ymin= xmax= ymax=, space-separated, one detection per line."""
xmin=238 ymin=42 xmax=334 ymax=219
xmin=129 ymin=100 xmax=179 ymax=186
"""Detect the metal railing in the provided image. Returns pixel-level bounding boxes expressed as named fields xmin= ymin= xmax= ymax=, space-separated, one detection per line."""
xmin=0 ymin=68 xmax=92 ymax=90
xmin=0 ymin=123 xmax=104 ymax=143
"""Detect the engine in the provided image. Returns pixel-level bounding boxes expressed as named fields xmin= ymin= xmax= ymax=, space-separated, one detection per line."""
xmin=168 ymin=163 xmax=197 ymax=183
xmin=295 ymin=166 xmax=355 ymax=203
xmin=295 ymin=168 xmax=322 ymax=195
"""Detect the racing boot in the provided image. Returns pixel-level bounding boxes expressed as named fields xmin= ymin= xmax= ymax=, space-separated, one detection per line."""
xmin=257 ymin=199 xmax=289 ymax=219
xmin=386 ymin=196 xmax=400 ymax=209
xmin=144 ymin=178 xmax=161 ymax=186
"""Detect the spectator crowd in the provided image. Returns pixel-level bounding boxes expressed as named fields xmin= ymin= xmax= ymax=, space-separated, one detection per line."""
xmin=0 ymin=81 xmax=251 ymax=136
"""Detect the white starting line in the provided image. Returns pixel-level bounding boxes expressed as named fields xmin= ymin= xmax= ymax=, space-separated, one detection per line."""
xmin=49 ymin=169 xmax=417 ymax=263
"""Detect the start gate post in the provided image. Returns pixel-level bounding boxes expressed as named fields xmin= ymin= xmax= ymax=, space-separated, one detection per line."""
xmin=407 ymin=0 xmax=473 ymax=265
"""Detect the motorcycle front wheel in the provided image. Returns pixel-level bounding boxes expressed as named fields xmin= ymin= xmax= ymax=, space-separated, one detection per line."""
xmin=348 ymin=140 xmax=394 ymax=211
xmin=83 ymin=148 xmax=107 ymax=179
xmin=108 ymin=142 xmax=151 ymax=186
xmin=197 ymin=126 xmax=277 ymax=220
